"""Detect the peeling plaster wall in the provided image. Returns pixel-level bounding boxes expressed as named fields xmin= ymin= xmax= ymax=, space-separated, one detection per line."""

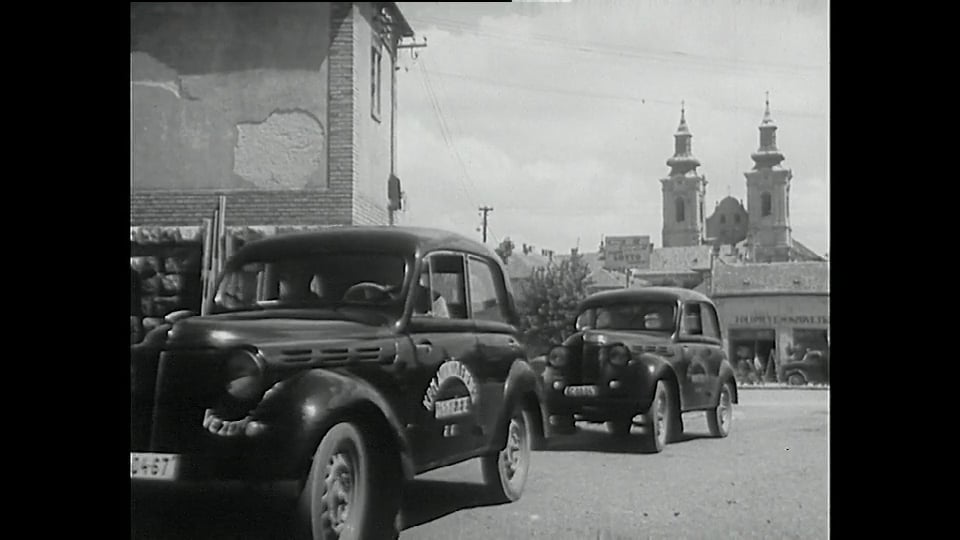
xmin=131 ymin=3 xmax=330 ymax=192
xmin=234 ymin=110 xmax=326 ymax=189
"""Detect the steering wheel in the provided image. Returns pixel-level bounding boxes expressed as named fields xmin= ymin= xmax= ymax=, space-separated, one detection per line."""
xmin=342 ymin=282 xmax=391 ymax=302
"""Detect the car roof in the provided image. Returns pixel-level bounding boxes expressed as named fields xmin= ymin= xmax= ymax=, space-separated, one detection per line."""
xmin=579 ymin=287 xmax=713 ymax=310
xmin=228 ymin=226 xmax=500 ymax=267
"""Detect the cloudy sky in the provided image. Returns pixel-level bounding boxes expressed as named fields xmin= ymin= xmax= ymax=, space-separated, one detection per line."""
xmin=394 ymin=0 xmax=829 ymax=257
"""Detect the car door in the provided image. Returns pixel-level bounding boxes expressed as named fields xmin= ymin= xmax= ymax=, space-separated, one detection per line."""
xmin=406 ymin=252 xmax=486 ymax=469
xmin=698 ymin=301 xmax=726 ymax=403
xmin=467 ymin=255 xmax=523 ymax=445
xmin=677 ymin=301 xmax=711 ymax=410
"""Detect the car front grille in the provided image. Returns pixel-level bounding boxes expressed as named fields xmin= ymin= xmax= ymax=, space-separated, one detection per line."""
xmin=580 ymin=343 xmax=601 ymax=384
xmin=149 ymin=350 xmax=231 ymax=453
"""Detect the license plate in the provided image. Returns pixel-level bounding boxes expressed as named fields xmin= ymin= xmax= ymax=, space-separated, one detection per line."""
xmin=564 ymin=385 xmax=598 ymax=397
xmin=130 ymin=453 xmax=180 ymax=481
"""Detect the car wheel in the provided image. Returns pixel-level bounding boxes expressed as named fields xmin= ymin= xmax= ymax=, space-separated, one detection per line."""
xmin=481 ymin=406 xmax=533 ymax=503
xmin=297 ymin=422 xmax=401 ymax=540
xmin=639 ymin=380 xmax=672 ymax=453
xmin=606 ymin=417 xmax=633 ymax=437
xmin=787 ymin=372 xmax=807 ymax=386
xmin=706 ymin=381 xmax=734 ymax=438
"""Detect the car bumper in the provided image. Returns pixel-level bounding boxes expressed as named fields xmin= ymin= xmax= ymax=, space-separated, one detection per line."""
xmin=543 ymin=381 xmax=644 ymax=416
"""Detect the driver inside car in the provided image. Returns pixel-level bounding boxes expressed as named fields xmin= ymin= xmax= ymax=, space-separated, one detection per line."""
xmin=414 ymin=271 xmax=449 ymax=318
xmin=278 ymin=270 xmax=318 ymax=303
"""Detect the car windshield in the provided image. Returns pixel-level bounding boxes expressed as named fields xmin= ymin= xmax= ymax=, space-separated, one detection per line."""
xmin=589 ymin=302 xmax=678 ymax=332
xmin=213 ymin=251 xmax=408 ymax=315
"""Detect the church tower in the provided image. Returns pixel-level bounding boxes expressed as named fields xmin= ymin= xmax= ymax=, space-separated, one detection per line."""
xmin=661 ymin=102 xmax=707 ymax=248
xmin=744 ymin=94 xmax=793 ymax=262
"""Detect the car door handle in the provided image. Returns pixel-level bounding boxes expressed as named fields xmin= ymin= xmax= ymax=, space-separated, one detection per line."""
xmin=415 ymin=339 xmax=432 ymax=354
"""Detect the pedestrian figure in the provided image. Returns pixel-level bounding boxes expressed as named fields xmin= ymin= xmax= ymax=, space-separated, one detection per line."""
xmin=765 ymin=348 xmax=778 ymax=382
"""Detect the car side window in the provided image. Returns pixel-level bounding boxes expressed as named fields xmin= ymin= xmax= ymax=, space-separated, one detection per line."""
xmin=700 ymin=302 xmax=721 ymax=340
xmin=680 ymin=302 xmax=703 ymax=336
xmin=467 ymin=256 xmax=507 ymax=323
xmin=413 ymin=253 xmax=468 ymax=320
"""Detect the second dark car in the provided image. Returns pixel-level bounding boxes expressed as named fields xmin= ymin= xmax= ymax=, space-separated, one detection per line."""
xmin=539 ymin=287 xmax=738 ymax=453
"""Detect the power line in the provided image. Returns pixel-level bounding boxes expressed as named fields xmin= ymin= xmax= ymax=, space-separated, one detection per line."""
xmin=409 ymin=14 xmax=825 ymax=77
xmin=415 ymin=13 xmax=826 ymax=73
xmin=416 ymin=59 xmax=480 ymax=208
xmin=422 ymin=60 xmax=483 ymax=192
xmin=421 ymin=68 xmax=825 ymax=120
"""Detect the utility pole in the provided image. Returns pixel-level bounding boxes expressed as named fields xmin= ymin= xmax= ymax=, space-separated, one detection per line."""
xmin=478 ymin=206 xmax=493 ymax=243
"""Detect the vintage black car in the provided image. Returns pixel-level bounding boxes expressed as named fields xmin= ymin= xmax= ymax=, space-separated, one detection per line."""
xmin=539 ymin=288 xmax=738 ymax=453
xmin=131 ymin=227 xmax=547 ymax=539
xmin=780 ymin=349 xmax=830 ymax=385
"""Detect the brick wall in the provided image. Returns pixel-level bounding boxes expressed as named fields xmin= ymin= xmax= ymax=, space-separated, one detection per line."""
xmin=353 ymin=191 xmax=389 ymax=226
xmin=328 ymin=3 xmax=357 ymax=201
xmin=130 ymin=190 xmax=352 ymax=226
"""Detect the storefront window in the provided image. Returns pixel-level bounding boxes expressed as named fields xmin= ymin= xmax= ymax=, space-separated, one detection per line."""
xmin=729 ymin=328 xmax=776 ymax=384
xmin=791 ymin=329 xmax=829 ymax=360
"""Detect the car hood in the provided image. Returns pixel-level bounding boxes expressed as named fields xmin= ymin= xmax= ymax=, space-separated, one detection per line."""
xmin=165 ymin=312 xmax=395 ymax=349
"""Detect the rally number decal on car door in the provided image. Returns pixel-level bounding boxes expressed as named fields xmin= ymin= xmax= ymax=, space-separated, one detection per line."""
xmin=422 ymin=359 xmax=480 ymax=420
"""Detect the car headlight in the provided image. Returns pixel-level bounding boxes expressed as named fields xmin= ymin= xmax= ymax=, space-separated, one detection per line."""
xmin=547 ymin=346 xmax=569 ymax=368
xmin=608 ymin=345 xmax=630 ymax=367
xmin=224 ymin=350 xmax=264 ymax=401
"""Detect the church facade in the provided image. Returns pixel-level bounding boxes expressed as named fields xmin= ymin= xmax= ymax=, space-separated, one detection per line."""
xmin=659 ymin=97 xmax=824 ymax=264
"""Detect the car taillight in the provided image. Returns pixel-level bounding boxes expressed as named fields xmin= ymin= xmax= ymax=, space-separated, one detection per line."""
xmin=224 ymin=350 xmax=264 ymax=401
xmin=547 ymin=346 xmax=570 ymax=368
xmin=608 ymin=345 xmax=630 ymax=367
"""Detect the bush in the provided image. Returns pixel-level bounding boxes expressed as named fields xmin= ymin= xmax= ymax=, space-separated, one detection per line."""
xmin=516 ymin=250 xmax=591 ymax=357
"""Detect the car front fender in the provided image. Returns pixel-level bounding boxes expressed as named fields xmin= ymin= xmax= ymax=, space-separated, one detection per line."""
xmin=270 ymin=368 xmax=416 ymax=481
xmin=633 ymin=354 xmax=680 ymax=411
xmin=491 ymin=360 xmax=547 ymax=450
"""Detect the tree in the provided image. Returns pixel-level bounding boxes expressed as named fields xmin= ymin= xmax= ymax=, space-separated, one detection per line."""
xmin=516 ymin=249 xmax=591 ymax=356
xmin=495 ymin=237 xmax=515 ymax=265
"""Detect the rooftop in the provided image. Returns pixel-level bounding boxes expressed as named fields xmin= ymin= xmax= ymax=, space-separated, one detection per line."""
xmin=503 ymin=251 xmax=553 ymax=280
xmin=712 ymin=261 xmax=829 ymax=296
xmin=649 ymin=245 xmax=714 ymax=272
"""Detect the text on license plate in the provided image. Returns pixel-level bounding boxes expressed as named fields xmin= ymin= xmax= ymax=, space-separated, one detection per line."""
xmin=564 ymin=385 xmax=598 ymax=397
xmin=130 ymin=453 xmax=180 ymax=481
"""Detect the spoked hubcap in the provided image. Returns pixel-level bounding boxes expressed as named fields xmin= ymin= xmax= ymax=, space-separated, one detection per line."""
xmin=501 ymin=417 xmax=525 ymax=482
xmin=323 ymin=452 xmax=355 ymax=535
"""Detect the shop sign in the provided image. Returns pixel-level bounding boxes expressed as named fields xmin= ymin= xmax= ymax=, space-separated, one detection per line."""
xmin=731 ymin=314 xmax=829 ymax=325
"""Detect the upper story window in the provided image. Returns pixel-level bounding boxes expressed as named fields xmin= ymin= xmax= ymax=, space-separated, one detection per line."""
xmin=761 ymin=192 xmax=772 ymax=217
xmin=734 ymin=213 xmax=741 ymax=224
xmin=675 ymin=197 xmax=685 ymax=222
xmin=720 ymin=215 xmax=727 ymax=224
xmin=371 ymin=45 xmax=382 ymax=122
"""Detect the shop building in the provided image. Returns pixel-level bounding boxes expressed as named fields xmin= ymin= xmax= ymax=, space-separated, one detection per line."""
xmin=710 ymin=262 xmax=829 ymax=378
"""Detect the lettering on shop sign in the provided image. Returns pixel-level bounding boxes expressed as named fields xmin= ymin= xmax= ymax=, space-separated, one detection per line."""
xmin=732 ymin=315 xmax=830 ymax=325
